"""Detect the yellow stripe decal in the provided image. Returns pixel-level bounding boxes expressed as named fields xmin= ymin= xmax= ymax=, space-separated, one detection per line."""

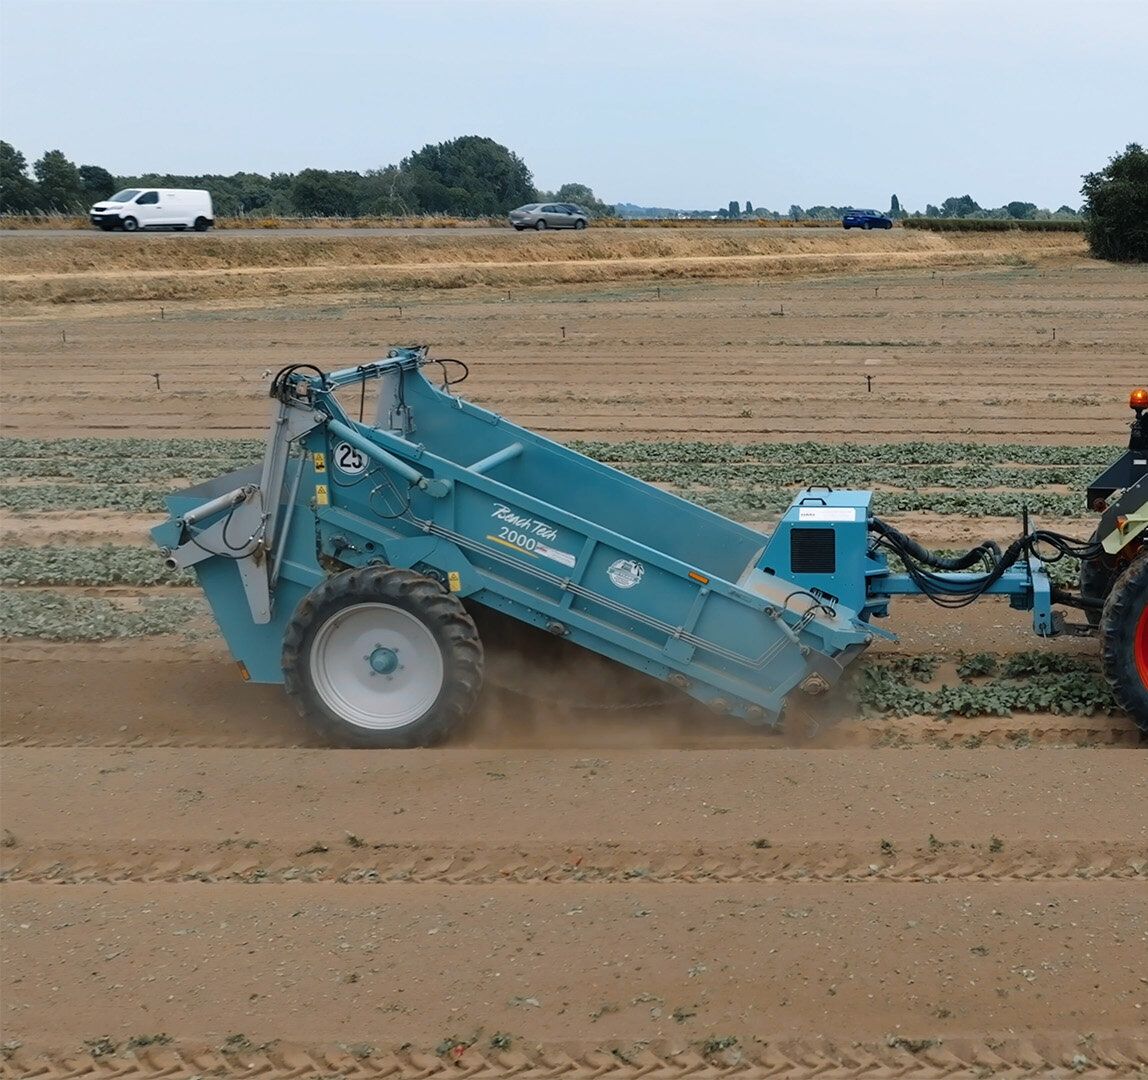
xmin=485 ymin=534 xmax=540 ymax=558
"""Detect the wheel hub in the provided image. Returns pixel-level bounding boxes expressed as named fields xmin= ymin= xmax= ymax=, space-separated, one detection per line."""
xmin=309 ymin=602 xmax=444 ymax=730
xmin=368 ymin=645 xmax=400 ymax=675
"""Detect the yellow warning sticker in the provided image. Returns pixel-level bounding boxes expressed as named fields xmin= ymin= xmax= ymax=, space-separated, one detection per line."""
xmin=313 ymin=451 xmax=326 ymax=471
xmin=315 ymin=484 xmax=329 ymax=506
xmin=448 ymin=571 xmax=462 ymax=593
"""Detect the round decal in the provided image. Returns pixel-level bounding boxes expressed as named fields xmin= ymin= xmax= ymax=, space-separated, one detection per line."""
xmin=332 ymin=441 xmax=367 ymax=475
xmin=607 ymin=558 xmax=645 ymax=589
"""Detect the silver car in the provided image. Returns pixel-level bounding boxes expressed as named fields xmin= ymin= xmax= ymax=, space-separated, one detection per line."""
xmin=509 ymin=203 xmax=589 ymax=231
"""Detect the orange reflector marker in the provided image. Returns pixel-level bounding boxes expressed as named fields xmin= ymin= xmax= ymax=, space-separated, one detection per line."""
xmin=689 ymin=571 xmax=709 ymax=584
xmin=1131 ymin=387 xmax=1148 ymax=409
xmin=236 ymin=661 xmax=251 ymax=682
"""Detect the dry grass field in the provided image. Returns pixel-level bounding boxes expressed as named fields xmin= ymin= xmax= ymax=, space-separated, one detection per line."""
xmin=2 ymin=229 xmax=1146 ymax=1078
xmin=1 ymin=227 xmax=1084 ymax=304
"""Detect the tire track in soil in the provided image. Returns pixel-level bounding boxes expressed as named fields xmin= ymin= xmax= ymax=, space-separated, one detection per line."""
xmin=5 ymin=1036 xmax=1147 ymax=1080
xmin=4 ymin=839 xmax=1146 ymax=886
xmin=4 ymin=882 xmax=1146 ymax=1063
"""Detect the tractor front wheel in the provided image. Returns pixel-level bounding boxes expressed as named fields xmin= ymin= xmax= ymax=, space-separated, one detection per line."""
xmin=283 ymin=565 xmax=483 ymax=747
xmin=1100 ymin=550 xmax=1148 ymax=732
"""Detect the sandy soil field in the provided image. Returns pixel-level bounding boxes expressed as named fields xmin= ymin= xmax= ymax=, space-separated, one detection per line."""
xmin=2 ymin=230 xmax=1146 ymax=1077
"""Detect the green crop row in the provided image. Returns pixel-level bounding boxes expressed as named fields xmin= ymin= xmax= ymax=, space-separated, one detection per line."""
xmin=627 ymin=462 xmax=1094 ymax=491
xmin=0 ymin=546 xmax=191 ymax=587
xmin=0 ymin=455 xmax=1095 ymax=493
xmin=0 ymin=485 xmax=171 ymax=512
xmin=0 ymin=481 xmax=1088 ymax=520
xmin=902 ymin=218 xmax=1084 ymax=232
xmin=0 ymin=457 xmax=249 ymax=483
xmin=0 ymin=438 xmax=1114 ymax=469
xmin=0 ymin=437 xmax=266 ymax=461
xmin=572 ymin=440 xmax=1113 ymax=467
xmin=0 ymin=589 xmax=203 ymax=640
xmin=857 ymin=663 xmax=1115 ymax=717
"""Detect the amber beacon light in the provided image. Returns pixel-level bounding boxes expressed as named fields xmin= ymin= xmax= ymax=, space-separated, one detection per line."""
xmin=1130 ymin=387 xmax=1148 ymax=410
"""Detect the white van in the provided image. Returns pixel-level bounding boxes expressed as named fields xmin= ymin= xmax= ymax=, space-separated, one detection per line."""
xmin=89 ymin=189 xmax=214 ymax=232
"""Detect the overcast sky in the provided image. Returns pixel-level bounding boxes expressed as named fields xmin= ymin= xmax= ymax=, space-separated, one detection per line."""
xmin=1 ymin=0 xmax=1144 ymax=211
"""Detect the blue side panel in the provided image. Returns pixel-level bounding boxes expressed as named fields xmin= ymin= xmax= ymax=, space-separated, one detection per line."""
xmin=190 ymin=559 xmax=314 ymax=682
xmin=757 ymin=490 xmax=879 ymax=616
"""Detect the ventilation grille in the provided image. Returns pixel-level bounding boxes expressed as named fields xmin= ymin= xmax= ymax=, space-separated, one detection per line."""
xmin=791 ymin=528 xmax=836 ymax=574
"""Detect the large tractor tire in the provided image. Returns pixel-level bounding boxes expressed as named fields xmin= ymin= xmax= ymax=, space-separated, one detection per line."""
xmin=1099 ymin=550 xmax=1148 ymax=733
xmin=1080 ymin=528 xmax=1121 ymax=627
xmin=283 ymin=565 xmax=483 ymax=747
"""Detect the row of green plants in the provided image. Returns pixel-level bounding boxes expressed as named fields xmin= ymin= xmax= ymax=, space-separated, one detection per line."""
xmin=0 ymin=438 xmax=1114 ymax=467
xmin=0 ymin=437 xmax=265 ymax=460
xmin=626 ymin=462 xmax=1094 ymax=491
xmin=0 ymin=589 xmax=203 ymax=641
xmin=858 ymin=653 xmax=1116 ymax=717
xmin=0 ymin=456 xmax=243 ymax=482
xmin=0 ymin=481 xmax=1087 ymax=520
xmin=902 ymin=218 xmax=1084 ymax=233
xmin=0 ymin=545 xmax=192 ymax=586
xmin=571 ymin=440 xmax=1112 ymax=467
xmin=1 ymin=485 xmax=171 ymax=512
xmin=0 ymin=454 xmax=1097 ymax=493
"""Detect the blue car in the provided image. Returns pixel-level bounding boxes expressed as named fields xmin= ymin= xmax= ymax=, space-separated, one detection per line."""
xmin=842 ymin=209 xmax=893 ymax=230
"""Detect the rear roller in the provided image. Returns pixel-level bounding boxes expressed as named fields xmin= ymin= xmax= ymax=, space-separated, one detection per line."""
xmin=283 ymin=565 xmax=483 ymax=747
xmin=1100 ymin=551 xmax=1148 ymax=732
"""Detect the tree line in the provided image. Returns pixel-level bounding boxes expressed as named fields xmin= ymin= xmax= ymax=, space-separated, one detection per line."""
xmin=673 ymin=195 xmax=1080 ymax=221
xmin=0 ymin=135 xmax=615 ymax=219
xmin=1 ymin=134 xmax=1142 ymax=261
xmin=0 ymin=135 xmax=1079 ymax=222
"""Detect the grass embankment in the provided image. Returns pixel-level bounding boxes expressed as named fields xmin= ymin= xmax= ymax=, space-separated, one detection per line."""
xmin=0 ymin=230 xmax=1086 ymax=305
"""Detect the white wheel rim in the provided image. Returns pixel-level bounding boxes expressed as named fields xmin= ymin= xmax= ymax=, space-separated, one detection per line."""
xmin=309 ymin=602 xmax=444 ymax=730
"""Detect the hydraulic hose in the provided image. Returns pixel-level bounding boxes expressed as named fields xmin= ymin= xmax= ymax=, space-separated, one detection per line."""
xmin=868 ymin=516 xmax=1105 ymax=610
xmin=868 ymin=518 xmax=1000 ymax=571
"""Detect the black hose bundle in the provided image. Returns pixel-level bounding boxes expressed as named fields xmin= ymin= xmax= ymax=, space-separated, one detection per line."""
xmin=870 ymin=519 xmax=1001 ymax=571
xmin=869 ymin=516 xmax=1105 ymax=610
xmin=269 ymin=363 xmax=327 ymax=402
